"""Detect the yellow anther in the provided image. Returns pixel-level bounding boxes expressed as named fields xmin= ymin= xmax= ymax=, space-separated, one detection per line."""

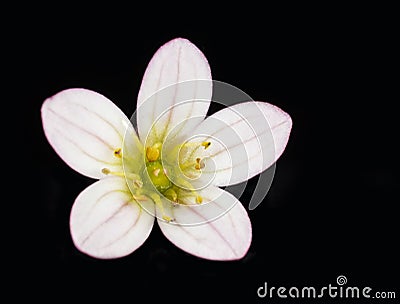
xmin=201 ymin=141 xmax=211 ymax=149
xmin=162 ymin=215 xmax=173 ymax=222
xmin=113 ymin=148 xmax=122 ymax=158
xmin=194 ymin=158 xmax=205 ymax=170
xmin=150 ymin=192 xmax=174 ymax=222
xmin=196 ymin=196 xmax=203 ymax=204
xmin=146 ymin=146 xmax=160 ymax=162
xmin=194 ymin=158 xmax=200 ymax=170
xmin=102 ymin=168 xmax=111 ymax=175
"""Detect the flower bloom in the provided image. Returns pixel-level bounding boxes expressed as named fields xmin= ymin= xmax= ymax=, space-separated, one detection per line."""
xmin=41 ymin=38 xmax=292 ymax=260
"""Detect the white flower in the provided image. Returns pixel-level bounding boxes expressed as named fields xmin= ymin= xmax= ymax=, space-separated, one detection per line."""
xmin=41 ymin=38 xmax=292 ymax=260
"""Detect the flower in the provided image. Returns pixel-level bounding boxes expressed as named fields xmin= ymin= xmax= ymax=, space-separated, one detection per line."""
xmin=41 ymin=38 xmax=292 ymax=260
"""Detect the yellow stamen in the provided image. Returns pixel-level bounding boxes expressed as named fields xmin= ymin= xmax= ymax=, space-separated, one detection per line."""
xmin=162 ymin=215 xmax=172 ymax=222
xmin=102 ymin=168 xmax=111 ymax=175
xmin=201 ymin=141 xmax=211 ymax=149
xmin=196 ymin=196 xmax=203 ymax=204
xmin=164 ymin=188 xmax=178 ymax=202
xmin=101 ymin=168 xmax=141 ymax=181
xmin=113 ymin=148 xmax=122 ymax=158
xmin=149 ymin=193 xmax=173 ymax=222
xmin=175 ymin=177 xmax=205 ymax=205
xmin=180 ymin=157 xmax=205 ymax=171
xmin=194 ymin=157 xmax=204 ymax=170
xmin=146 ymin=146 xmax=160 ymax=162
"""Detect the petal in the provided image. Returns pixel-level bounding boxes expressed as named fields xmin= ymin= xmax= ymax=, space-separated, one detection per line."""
xmin=137 ymin=38 xmax=212 ymax=145
xmin=157 ymin=186 xmax=252 ymax=261
xmin=41 ymin=88 xmax=140 ymax=179
xmin=190 ymin=102 xmax=292 ymax=186
xmin=70 ymin=176 xmax=155 ymax=259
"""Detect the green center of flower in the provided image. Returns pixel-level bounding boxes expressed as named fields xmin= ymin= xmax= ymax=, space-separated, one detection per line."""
xmin=146 ymin=161 xmax=171 ymax=191
xmin=102 ymin=139 xmax=211 ymax=222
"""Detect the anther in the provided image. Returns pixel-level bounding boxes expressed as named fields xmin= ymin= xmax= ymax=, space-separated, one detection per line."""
xmin=194 ymin=158 xmax=205 ymax=170
xmin=113 ymin=148 xmax=122 ymax=158
xmin=132 ymin=194 xmax=148 ymax=202
xmin=101 ymin=168 xmax=141 ymax=182
xmin=146 ymin=146 xmax=160 ymax=162
xmin=196 ymin=196 xmax=203 ymax=204
xmin=162 ymin=215 xmax=174 ymax=222
xmin=201 ymin=141 xmax=211 ymax=149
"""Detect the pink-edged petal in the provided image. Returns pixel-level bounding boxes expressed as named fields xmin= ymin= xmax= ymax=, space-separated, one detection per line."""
xmin=137 ymin=38 xmax=212 ymax=145
xmin=157 ymin=186 xmax=252 ymax=261
xmin=41 ymin=88 xmax=140 ymax=179
xmin=70 ymin=176 xmax=155 ymax=259
xmin=190 ymin=101 xmax=292 ymax=186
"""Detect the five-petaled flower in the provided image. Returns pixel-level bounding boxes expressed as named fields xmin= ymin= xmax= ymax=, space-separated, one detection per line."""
xmin=41 ymin=38 xmax=292 ymax=260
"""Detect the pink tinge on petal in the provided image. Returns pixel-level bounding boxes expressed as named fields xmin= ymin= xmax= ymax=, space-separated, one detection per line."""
xmin=189 ymin=101 xmax=292 ymax=186
xmin=41 ymin=88 xmax=139 ymax=179
xmin=70 ymin=176 xmax=155 ymax=259
xmin=157 ymin=186 xmax=252 ymax=261
xmin=137 ymin=38 xmax=212 ymax=145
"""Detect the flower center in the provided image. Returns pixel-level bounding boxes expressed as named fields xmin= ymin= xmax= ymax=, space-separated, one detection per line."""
xmin=146 ymin=161 xmax=171 ymax=191
xmin=102 ymin=140 xmax=211 ymax=222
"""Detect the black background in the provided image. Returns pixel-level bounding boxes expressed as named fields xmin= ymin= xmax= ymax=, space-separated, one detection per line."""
xmin=16 ymin=3 xmax=398 ymax=302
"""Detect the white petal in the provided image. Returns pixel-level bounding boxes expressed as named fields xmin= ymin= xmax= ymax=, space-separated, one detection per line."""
xmin=70 ymin=176 xmax=155 ymax=259
xmin=190 ymin=102 xmax=292 ymax=186
xmin=41 ymin=88 xmax=140 ymax=179
xmin=157 ymin=186 xmax=252 ymax=260
xmin=137 ymin=38 xmax=212 ymax=145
